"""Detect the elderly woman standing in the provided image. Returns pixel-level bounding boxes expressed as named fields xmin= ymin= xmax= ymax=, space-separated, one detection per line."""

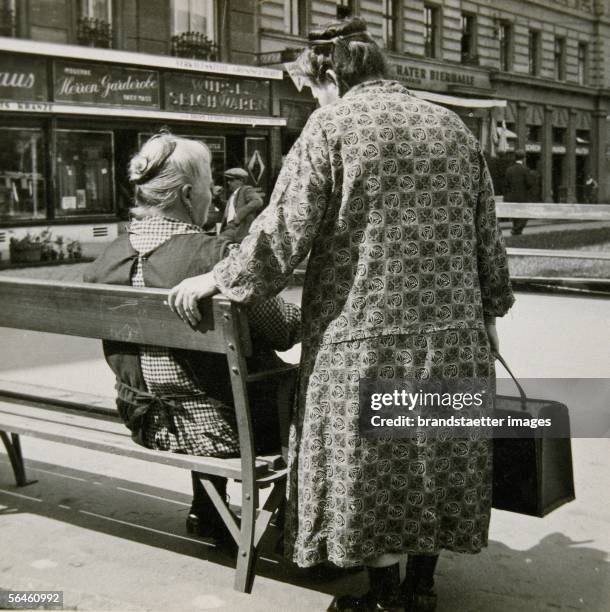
xmin=169 ymin=18 xmax=514 ymax=611
xmin=85 ymin=132 xmax=300 ymax=547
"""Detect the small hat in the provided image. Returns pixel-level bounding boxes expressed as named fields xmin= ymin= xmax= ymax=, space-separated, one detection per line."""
xmin=224 ymin=168 xmax=248 ymax=180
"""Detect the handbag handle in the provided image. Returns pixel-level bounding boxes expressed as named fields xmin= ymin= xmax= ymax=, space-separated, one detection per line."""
xmin=493 ymin=351 xmax=528 ymax=411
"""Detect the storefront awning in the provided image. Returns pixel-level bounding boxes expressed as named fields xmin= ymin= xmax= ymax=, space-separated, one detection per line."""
xmin=411 ymin=90 xmax=507 ymax=108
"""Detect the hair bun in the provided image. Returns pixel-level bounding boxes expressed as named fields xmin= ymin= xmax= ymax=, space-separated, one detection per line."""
xmin=308 ymin=17 xmax=368 ymax=42
xmin=129 ymin=155 xmax=150 ymax=183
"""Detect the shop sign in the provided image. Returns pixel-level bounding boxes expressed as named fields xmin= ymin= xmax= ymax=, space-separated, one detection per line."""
xmin=388 ymin=57 xmax=491 ymax=93
xmin=575 ymin=146 xmax=590 ymax=155
xmin=54 ymin=61 xmax=159 ymax=108
xmin=0 ymin=53 xmax=47 ymax=102
xmin=552 ymin=145 xmax=567 ymax=154
xmin=280 ymin=99 xmax=316 ymax=130
xmin=165 ymin=73 xmax=270 ymax=116
xmin=526 ymin=143 xmax=541 ymax=153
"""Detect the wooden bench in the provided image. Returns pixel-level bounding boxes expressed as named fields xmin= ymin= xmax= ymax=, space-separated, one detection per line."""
xmin=496 ymin=202 xmax=610 ymax=294
xmin=0 ymin=276 xmax=297 ymax=593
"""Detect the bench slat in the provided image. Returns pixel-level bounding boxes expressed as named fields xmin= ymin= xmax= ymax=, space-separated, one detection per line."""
xmin=496 ymin=202 xmax=610 ymax=220
xmin=0 ymin=276 xmax=249 ymax=355
xmin=506 ymin=248 xmax=610 ymax=261
xmin=0 ymin=379 xmax=117 ymax=416
xmin=0 ymin=402 xmax=270 ymax=480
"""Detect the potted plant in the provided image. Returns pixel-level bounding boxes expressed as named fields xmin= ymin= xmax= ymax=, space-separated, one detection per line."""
xmin=66 ymin=239 xmax=82 ymax=259
xmin=9 ymin=232 xmax=44 ymax=264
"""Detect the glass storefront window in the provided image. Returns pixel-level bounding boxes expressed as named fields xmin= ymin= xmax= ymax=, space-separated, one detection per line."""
xmin=0 ymin=127 xmax=46 ymax=221
xmin=55 ymin=130 xmax=114 ymax=216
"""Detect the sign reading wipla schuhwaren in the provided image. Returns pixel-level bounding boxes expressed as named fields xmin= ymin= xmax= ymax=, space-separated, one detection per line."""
xmin=0 ymin=53 xmax=47 ymax=101
xmin=54 ymin=60 xmax=159 ymax=108
xmin=165 ymin=73 xmax=270 ymax=116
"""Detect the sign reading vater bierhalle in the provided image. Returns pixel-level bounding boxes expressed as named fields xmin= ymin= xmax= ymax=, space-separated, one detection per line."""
xmin=54 ymin=61 xmax=159 ymax=108
xmin=165 ymin=73 xmax=270 ymax=116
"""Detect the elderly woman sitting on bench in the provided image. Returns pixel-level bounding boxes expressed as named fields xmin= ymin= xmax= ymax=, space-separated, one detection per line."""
xmin=84 ymin=131 xmax=300 ymax=547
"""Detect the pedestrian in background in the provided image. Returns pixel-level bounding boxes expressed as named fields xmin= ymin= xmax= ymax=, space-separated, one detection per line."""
xmin=504 ymin=149 xmax=533 ymax=235
xmin=168 ymin=18 xmax=514 ymax=612
xmin=219 ymin=167 xmax=264 ymax=241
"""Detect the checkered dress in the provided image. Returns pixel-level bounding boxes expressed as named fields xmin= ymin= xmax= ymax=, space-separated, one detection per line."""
xmin=129 ymin=216 xmax=300 ymax=457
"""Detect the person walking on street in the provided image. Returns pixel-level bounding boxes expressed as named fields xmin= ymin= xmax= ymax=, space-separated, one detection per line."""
xmin=505 ymin=149 xmax=533 ymax=235
xmin=219 ymin=167 xmax=264 ymax=241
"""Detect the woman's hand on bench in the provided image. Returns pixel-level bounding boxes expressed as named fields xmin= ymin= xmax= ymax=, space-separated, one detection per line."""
xmin=168 ymin=271 xmax=219 ymax=327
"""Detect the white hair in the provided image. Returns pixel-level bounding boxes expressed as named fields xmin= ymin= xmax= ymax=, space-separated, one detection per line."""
xmin=129 ymin=132 xmax=210 ymax=218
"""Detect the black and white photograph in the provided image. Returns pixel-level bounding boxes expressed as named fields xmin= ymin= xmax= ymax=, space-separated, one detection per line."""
xmin=0 ymin=1 xmax=608 ymax=611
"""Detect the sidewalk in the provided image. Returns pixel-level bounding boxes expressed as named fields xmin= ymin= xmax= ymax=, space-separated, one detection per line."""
xmin=1 ymin=437 xmax=608 ymax=612
xmin=1 ymin=291 xmax=609 ymax=611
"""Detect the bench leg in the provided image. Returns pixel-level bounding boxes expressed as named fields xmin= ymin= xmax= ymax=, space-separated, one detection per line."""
xmin=0 ymin=432 xmax=36 ymax=487
xmin=235 ymin=484 xmax=257 ymax=593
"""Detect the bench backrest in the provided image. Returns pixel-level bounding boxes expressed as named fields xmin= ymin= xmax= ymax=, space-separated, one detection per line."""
xmin=0 ymin=276 xmax=252 ymax=356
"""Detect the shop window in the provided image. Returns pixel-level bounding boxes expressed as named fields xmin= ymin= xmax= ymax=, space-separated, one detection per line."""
xmin=0 ymin=0 xmax=17 ymax=37
xmin=337 ymin=0 xmax=356 ymax=20
xmin=424 ymin=4 xmax=441 ymax=59
xmin=528 ymin=30 xmax=541 ymax=76
xmin=285 ymin=0 xmax=307 ymax=37
xmin=527 ymin=125 xmax=541 ymax=143
xmin=461 ymin=13 xmax=477 ymax=64
xmin=498 ymin=21 xmax=513 ymax=72
xmin=554 ymin=37 xmax=566 ymax=81
xmin=0 ymin=128 xmax=46 ymax=222
xmin=77 ymin=0 xmax=112 ymax=48
xmin=577 ymin=42 xmax=588 ymax=85
xmin=382 ymin=0 xmax=401 ymax=52
xmin=553 ymin=127 xmax=566 ymax=145
xmin=55 ymin=130 xmax=114 ymax=217
xmin=171 ymin=0 xmax=218 ymax=60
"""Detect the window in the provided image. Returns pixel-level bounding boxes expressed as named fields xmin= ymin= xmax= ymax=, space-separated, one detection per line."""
xmin=0 ymin=128 xmax=46 ymax=221
xmin=0 ymin=0 xmax=17 ymax=37
xmin=577 ymin=42 xmax=588 ymax=85
xmin=527 ymin=125 xmax=541 ymax=143
xmin=55 ymin=130 xmax=114 ymax=217
xmin=383 ymin=0 xmax=400 ymax=51
xmin=424 ymin=4 xmax=441 ymax=59
xmin=554 ymin=37 xmax=566 ymax=81
xmin=172 ymin=0 xmax=216 ymax=41
xmin=337 ymin=0 xmax=356 ymax=20
xmin=498 ymin=22 xmax=513 ymax=72
xmin=79 ymin=0 xmax=111 ymax=21
xmin=285 ymin=0 xmax=307 ymax=37
xmin=552 ymin=127 xmax=566 ymax=145
xmin=528 ymin=30 xmax=541 ymax=76
xmin=461 ymin=13 xmax=477 ymax=64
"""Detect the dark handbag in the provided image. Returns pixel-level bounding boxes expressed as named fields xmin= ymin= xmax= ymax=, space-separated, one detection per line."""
xmin=492 ymin=353 xmax=575 ymax=517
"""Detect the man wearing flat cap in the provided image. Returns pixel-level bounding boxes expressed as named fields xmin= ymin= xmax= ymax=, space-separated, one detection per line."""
xmin=219 ymin=168 xmax=264 ymax=241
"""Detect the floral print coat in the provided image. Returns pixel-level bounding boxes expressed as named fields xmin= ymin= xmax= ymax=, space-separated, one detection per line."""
xmin=214 ymin=80 xmax=514 ymax=567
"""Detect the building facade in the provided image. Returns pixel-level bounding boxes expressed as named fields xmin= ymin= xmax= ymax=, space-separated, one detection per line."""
xmin=259 ymin=0 xmax=610 ymax=205
xmin=0 ymin=0 xmax=608 ymax=255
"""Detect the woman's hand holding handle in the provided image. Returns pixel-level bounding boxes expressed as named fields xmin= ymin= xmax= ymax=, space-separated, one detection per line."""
xmin=484 ymin=315 xmax=500 ymax=355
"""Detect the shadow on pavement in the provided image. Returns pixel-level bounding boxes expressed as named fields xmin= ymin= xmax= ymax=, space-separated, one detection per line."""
xmin=1 ymin=458 xmax=608 ymax=610
xmin=0 ymin=457 xmax=360 ymax=598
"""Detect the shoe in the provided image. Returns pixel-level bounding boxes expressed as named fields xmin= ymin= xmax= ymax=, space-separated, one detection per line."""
xmin=327 ymin=591 xmax=401 ymax=612
xmin=403 ymin=590 xmax=437 ymax=612
xmin=186 ymin=511 xmax=237 ymax=554
xmin=327 ymin=564 xmax=402 ymax=612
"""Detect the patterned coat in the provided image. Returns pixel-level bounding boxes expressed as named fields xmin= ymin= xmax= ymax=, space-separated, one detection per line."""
xmin=214 ymin=80 xmax=515 ymax=567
